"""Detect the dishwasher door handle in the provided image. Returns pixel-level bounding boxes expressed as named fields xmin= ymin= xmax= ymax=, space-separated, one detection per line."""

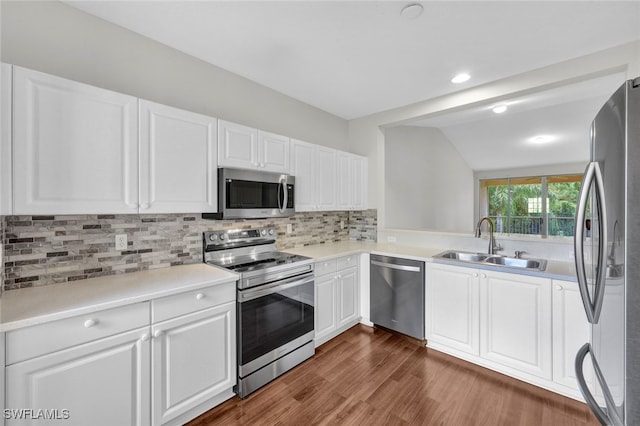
xmin=371 ymin=260 xmax=422 ymax=272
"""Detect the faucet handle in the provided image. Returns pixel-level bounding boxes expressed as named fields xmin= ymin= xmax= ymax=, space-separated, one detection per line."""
xmin=515 ymin=250 xmax=526 ymax=259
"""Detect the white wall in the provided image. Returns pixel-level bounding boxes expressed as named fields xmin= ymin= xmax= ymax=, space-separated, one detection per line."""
xmin=385 ymin=126 xmax=474 ymax=232
xmin=0 ymin=1 xmax=348 ymax=150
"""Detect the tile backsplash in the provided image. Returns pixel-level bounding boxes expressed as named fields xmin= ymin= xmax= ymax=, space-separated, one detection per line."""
xmin=2 ymin=209 xmax=377 ymax=291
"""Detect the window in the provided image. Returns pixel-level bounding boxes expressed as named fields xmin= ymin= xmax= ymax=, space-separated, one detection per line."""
xmin=479 ymin=174 xmax=583 ymax=237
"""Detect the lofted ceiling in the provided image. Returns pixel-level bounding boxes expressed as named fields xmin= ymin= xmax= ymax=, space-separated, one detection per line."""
xmin=63 ymin=1 xmax=640 ymax=170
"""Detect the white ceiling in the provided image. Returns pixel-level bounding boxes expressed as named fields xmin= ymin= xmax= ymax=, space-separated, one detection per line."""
xmin=410 ymin=73 xmax=627 ymax=170
xmin=64 ymin=1 xmax=640 ymax=171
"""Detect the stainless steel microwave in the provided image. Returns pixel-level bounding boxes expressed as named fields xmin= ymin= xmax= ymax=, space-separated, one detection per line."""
xmin=203 ymin=168 xmax=295 ymax=219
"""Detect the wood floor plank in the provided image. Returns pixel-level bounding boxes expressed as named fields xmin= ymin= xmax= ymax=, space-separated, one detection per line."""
xmin=187 ymin=325 xmax=599 ymax=426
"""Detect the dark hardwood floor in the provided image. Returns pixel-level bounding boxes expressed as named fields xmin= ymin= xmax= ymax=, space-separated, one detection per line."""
xmin=187 ymin=325 xmax=598 ymax=425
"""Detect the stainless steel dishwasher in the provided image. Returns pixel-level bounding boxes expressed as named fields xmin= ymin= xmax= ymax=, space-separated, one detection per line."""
xmin=370 ymin=254 xmax=425 ymax=339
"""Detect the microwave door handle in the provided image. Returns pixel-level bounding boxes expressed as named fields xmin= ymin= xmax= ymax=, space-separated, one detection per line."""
xmin=575 ymin=162 xmax=597 ymax=323
xmin=278 ymin=175 xmax=287 ymax=213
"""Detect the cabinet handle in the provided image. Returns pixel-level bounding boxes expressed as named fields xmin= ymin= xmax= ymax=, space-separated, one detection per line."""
xmin=139 ymin=203 xmax=150 ymax=210
xmin=141 ymin=333 xmax=150 ymax=342
xmin=83 ymin=319 xmax=98 ymax=328
xmin=473 ymin=273 xmax=478 ymax=278
xmin=196 ymin=293 xmax=206 ymax=300
xmin=555 ymin=284 xmax=563 ymax=291
xmin=337 ymin=274 xmax=342 ymax=279
xmin=153 ymin=330 xmax=163 ymax=338
xmin=481 ymin=273 xmax=487 ymax=279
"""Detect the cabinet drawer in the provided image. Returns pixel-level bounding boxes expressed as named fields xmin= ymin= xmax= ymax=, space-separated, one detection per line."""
xmin=337 ymin=255 xmax=358 ymax=270
xmin=315 ymin=259 xmax=338 ymax=277
xmin=6 ymin=302 xmax=150 ymax=365
xmin=152 ymin=282 xmax=236 ymax=323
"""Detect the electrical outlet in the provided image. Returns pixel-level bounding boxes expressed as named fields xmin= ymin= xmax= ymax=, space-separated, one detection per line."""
xmin=115 ymin=234 xmax=128 ymax=251
xmin=340 ymin=220 xmax=345 ymax=230
xmin=286 ymin=224 xmax=293 ymax=234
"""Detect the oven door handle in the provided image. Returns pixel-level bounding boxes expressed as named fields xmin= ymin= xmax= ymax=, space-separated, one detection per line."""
xmin=239 ymin=274 xmax=314 ymax=302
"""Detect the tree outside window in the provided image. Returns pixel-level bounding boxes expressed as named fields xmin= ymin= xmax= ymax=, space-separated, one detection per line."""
xmin=480 ymin=174 xmax=582 ymax=237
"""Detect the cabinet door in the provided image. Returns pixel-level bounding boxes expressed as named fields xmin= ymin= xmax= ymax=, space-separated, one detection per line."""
xmin=314 ymin=273 xmax=337 ymax=342
xmin=290 ymin=139 xmax=316 ymax=212
xmin=13 ymin=66 xmax=139 ymax=214
xmin=258 ymin=130 xmax=289 ymax=173
xmin=6 ymin=328 xmax=150 ymax=426
xmin=1 ymin=63 xmax=12 ymax=214
xmin=152 ymin=302 xmax=235 ymax=426
xmin=139 ymin=100 xmax=217 ymax=213
xmin=217 ymin=120 xmax=257 ymax=169
xmin=426 ymin=264 xmax=480 ymax=355
xmin=337 ymin=267 xmax=359 ymax=328
xmin=315 ymin=146 xmax=337 ymax=211
xmin=335 ymin=152 xmax=351 ymax=210
xmin=480 ymin=271 xmax=552 ymax=379
xmin=351 ymin=154 xmax=368 ymax=211
xmin=552 ymin=280 xmax=593 ymax=391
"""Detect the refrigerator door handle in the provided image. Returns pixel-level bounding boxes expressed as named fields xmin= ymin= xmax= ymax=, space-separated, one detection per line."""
xmin=575 ymin=162 xmax=597 ymax=323
xmin=592 ymin=163 xmax=608 ymax=323
xmin=574 ymin=162 xmax=608 ymax=324
xmin=575 ymin=343 xmax=610 ymax=425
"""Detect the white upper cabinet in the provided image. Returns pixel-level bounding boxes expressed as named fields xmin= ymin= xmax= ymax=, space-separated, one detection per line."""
xmin=290 ymin=139 xmax=336 ymax=212
xmin=1 ymin=63 xmax=12 ymax=215
xmin=258 ymin=130 xmax=290 ymax=173
xmin=336 ymin=151 xmax=368 ymax=211
xmin=218 ymin=120 xmax=290 ymax=173
xmin=13 ymin=66 xmax=139 ymax=214
xmin=139 ymin=100 xmax=217 ymax=214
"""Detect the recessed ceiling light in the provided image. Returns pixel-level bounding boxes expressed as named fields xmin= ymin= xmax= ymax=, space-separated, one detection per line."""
xmin=400 ymin=3 xmax=424 ymax=19
xmin=451 ymin=73 xmax=470 ymax=84
xmin=530 ymin=135 xmax=554 ymax=144
xmin=492 ymin=104 xmax=508 ymax=114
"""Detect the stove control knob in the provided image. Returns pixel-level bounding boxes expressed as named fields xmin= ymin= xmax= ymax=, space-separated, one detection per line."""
xmin=261 ymin=229 xmax=267 ymax=236
xmin=269 ymin=229 xmax=275 ymax=236
xmin=209 ymin=234 xmax=218 ymax=241
xmin=219 ymin=234 xmax=226 ymax=240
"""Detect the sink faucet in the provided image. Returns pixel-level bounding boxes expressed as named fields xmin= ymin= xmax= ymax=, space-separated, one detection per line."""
xmin=475 ymin=217 xmax=503 ymax=255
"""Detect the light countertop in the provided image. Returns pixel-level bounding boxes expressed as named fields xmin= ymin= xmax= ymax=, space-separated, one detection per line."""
xmin=0 ymin=264 xmax=238 ymax=332
xmin=1 ymin=240 xmax=577 ymax=333
xmin=285 ymin=240 xmax=577 ymax=282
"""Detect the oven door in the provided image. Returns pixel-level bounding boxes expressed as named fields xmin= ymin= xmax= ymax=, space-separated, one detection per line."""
xmin=237 ymin=272 xmax=314 ymax=377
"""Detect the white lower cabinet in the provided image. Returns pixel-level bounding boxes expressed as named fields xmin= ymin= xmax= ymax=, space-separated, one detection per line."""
xmin=426 ymin=263 xmax=479 ymax=356
xmin=426 ymin=263 xmax=590 ymax=400
xmin=4 ymin=282 xmax=237 ymax=426
xmin=151 ymin=302 xmax=235 ymax=426
xmin=314 ymin=255 xmax=360 ymax=346
xmin=552 ymin=279 xmax=593 ymax=394
xmin=5 ymin=303 xmax=152 ymax=426
xmin=480 ymin=270 xmax=552 ymax=380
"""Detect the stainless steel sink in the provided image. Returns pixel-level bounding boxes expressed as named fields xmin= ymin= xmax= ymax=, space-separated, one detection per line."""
xmin=484 ymin=256 xmax=546 ymax=270
xmin=433 ymin=250 xmax=547 ymax=271
xmin=438 ymin=251 xmax=489 ymax=262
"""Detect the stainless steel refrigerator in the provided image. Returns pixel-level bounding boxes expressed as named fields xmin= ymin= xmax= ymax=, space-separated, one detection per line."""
xmin=574 ymin=77 xmax=640 ymax=425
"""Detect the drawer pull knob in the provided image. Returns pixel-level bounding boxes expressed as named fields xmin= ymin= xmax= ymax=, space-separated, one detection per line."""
xmin=555 ymin=284 xmax=563 ymax=291
xmin=481 ymin=273 xmax=487 ymax=279
xmin=153 ymin=330 xmax=163 ymax=338
xmin=473 ymin=273 xmax=478 ymax=278
xmin=196 ymin=293 xmax=205 ymax=300
xmin=84 ymin=319 xmax=98 ymax=328
xmin=141 ymin=333 xmax=150 ymax=342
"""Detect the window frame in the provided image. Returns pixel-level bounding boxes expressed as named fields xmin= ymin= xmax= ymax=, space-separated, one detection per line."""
xmin=477 ymin=172 xmax=584 ymax=239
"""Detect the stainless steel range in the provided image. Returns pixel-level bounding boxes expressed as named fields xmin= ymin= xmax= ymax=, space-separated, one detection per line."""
xmin=203 ymin=228 xmax=315 ymax=398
